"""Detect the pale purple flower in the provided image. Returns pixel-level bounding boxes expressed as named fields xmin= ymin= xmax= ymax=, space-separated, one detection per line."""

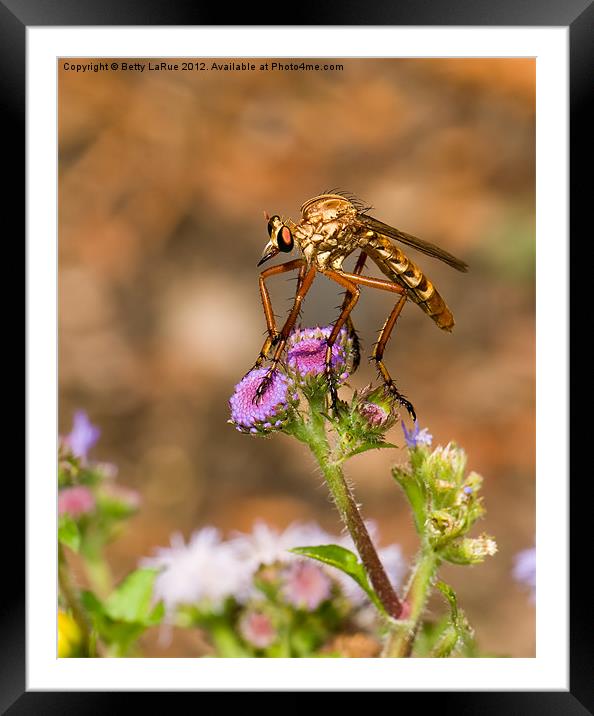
xmin=286 ymin=325 xmax=351 ymax=386
xmin=58 ymin=485 xmax=96 ymax=517
xmin=282 ymin=561 xmax=332 ymax=610
xmin=239 ymin=611 xmax=277 ymax=649
xmin=228 ymin=368 xmax=295 ymax=433
xmin=513 ymin=545 xmax=536 ymax=603
xmin=64 ymin=411 xmax=100 ymax=461
xmin=401 ymin=420 xmax=433 ymax=449
xmin=141 ymin=528 xmax=250 ymax=613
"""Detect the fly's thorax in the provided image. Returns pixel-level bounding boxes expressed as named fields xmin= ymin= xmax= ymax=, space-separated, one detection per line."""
xmin=300 ymin=194 xmax=358 ymax=224
xmin=295 ymin=221 xmax=359 ymax=270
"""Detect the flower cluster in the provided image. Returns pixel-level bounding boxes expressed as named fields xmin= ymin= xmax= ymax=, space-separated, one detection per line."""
xmin=141 ymin=521 xmax=405 ymax=655
xmin=58 ymin=411 xmax=141 ymax=567
xmin=142 ymin=521 xmax=404 ymax=614
xmin=393 ymin=440 xmax=497 ymax=565
xmin=228 ymin=325 xmax=356 ymax=434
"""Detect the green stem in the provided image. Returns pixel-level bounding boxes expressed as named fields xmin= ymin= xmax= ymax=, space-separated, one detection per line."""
xmin=80 ymin=535 xmax=114 ymax=598
xmin=294 ymin=397 xmax=403 ymax=621
xmin=83 ymin=552 xmax=114 ymax=598
xmin=383 ymin=545 xmax=439 ymax=657
xmin=58 ymin=543 xmax=93 ymax=657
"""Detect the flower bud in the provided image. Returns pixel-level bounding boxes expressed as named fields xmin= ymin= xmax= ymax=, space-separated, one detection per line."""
xmin=441 ymin=534 xmax=498 ymax=565
xmin=354 ymin=384 xmax=399 ymax=431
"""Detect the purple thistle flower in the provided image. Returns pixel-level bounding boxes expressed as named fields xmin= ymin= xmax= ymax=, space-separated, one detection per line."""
xmin=64 ymin=411 xmax=101 ymax=461
xmin=282 ymin=561 xmax=332 ymax=611
xmin=401 ymin=420 xmax=433 ymax=449
xmin=239 ymin=611 xmax=277 ymax=649
xmin=228 ymin=368 xmax=295 ymax=434
xmin=286 ymin=325 xmax=352 ymax=388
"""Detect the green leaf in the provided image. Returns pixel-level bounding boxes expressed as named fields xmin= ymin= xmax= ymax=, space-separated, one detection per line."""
xmin=58 ymin=516 xmax=80 ymax=552
xmin=345 ymin=441 xmax=398 ymax=459
xmin=431 ymin=581 xmax=476 ymax=657
xmin=290 ymin=544 xmax=385 ymax=614
xmin=392 ymin=467 xmax=426 ymax=535
xmin=104 ymin=568 xmax=163 ymax=625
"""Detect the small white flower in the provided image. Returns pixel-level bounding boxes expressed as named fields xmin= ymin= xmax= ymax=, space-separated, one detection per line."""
xmin=141 ymin=527 xmax=250 ymax=613
xmin=227 ymin=520 xmax=335 ymax=575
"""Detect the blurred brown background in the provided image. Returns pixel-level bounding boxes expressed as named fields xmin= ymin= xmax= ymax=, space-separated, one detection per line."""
xmin=59 ymin=58 xmax=535 ymax=657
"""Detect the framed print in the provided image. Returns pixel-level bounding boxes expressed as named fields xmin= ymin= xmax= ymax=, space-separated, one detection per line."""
xmin=12 ymin=0 xmax=591 ymax=710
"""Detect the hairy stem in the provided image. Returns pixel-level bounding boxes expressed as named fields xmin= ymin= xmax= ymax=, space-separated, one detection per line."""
xmin=295 ymin=396 xmax=403 ymax=620
xmin=383 ymin=545 xmax=439 ymax=657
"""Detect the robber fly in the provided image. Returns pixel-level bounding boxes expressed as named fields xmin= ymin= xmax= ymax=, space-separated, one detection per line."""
xmin=252 ymin=192 xmax=468 ymax=420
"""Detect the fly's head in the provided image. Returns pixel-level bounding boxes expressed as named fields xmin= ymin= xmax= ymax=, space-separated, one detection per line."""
xmin=257 ymin=211 xmax=296 ymax=267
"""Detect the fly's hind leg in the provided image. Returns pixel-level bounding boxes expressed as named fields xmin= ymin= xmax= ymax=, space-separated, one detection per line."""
xmin=340 ymin=251 xmax=367 ymax=373
xmin=331 ymin=270 xmax=415 ymax=421
xmin=371 ymin=294 xmax=416 ymax=421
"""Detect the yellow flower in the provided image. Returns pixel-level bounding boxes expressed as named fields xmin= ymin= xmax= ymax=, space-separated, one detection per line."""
xmin=58 ymin=610 xmax=82 ymax=657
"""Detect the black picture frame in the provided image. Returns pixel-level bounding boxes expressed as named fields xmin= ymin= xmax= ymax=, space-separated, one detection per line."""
xmin=11 ymin=0 xmax=590 ymax=710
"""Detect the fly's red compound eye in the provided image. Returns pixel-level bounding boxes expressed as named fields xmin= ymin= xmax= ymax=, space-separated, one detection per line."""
xmin=277 ymin=225 xmax=294 ymax=253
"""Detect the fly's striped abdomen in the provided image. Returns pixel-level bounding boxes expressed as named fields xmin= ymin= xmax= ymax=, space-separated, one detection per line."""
xmin=362 ymin=234 xmax=455 ymax=331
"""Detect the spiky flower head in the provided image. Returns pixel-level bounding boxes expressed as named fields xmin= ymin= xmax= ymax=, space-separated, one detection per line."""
xmin=228 ymin=368 xmax=298 ymax=435
xmin=286 ymin=325 xmax=353 ymax=394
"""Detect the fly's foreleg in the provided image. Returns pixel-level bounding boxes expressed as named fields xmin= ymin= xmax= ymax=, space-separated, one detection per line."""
xmin=323 ymin=270 xmax=360 ymax=412
xmin=254 ymin=265 xmax=316 ymax=403
xmin=252 ymin=259 xmax=305 ymax=370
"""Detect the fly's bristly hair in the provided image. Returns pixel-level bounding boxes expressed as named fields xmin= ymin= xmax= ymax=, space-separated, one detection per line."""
xmin=324 ymin=188 xmax=373 ymax=214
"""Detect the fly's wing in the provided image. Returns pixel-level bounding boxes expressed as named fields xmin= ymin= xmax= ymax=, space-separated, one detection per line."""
xmin=358 ymin=214 xmax=469 ymax=272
